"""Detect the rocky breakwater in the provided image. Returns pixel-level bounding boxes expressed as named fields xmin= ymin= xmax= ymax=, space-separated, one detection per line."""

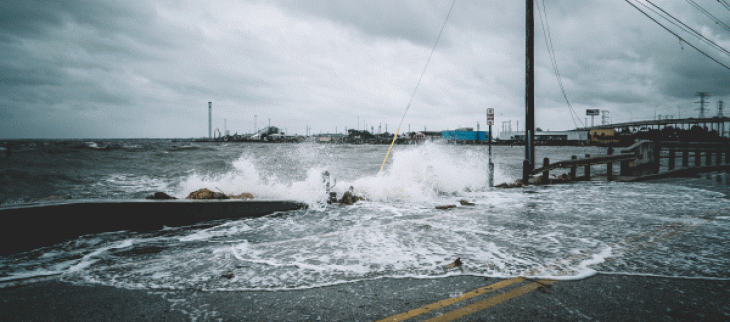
xmin=146 ymin=189 xmax=255 ymax=200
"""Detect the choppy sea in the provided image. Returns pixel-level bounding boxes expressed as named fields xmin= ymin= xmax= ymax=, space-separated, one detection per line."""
xmin=1 ymin=140 xmax=728 ymax=291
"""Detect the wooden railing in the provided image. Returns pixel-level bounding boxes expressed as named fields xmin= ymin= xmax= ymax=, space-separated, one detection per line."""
xmin=530 ymin=141 xmax=730 ymax=184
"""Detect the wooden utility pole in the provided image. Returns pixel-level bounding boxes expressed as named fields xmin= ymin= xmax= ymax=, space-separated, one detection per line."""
xmin=524 ymin=0 xmax=535 ymax=183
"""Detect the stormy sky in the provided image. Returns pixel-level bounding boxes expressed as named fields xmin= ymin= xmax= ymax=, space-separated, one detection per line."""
xmin=1 ymin=0 xmax=729 ymax=139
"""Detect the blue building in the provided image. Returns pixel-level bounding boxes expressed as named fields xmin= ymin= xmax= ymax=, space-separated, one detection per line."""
xmin=441 ymin=130 xmax=490 ymax=142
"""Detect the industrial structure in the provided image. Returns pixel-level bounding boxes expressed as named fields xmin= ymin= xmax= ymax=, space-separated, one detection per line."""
xmin=576 ymin=117 xmax=729 ymax=137
xmin=497 ymin=130 xmax=589 ymax=145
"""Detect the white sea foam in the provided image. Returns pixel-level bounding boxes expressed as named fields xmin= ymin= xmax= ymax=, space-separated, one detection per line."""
xmin=2 ymin=144 xmax=729 ymax=291
xmin=173 ymin=142 xmax=502 ymax=206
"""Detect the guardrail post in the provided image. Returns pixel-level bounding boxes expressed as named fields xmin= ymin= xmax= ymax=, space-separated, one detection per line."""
xmin=542 ymin=158 xmax=549 ymax=183
xmin=607 ymin=147 xmax=614 ymax=181
xmin=668 ymin=148 xmax=675 ymax=171
xmin=695 ymin=150 xmax=701 ymax=167
xmin=682 ymin=150 xmax=689 ymax=168
xmin=584 ymin=154 xmax=591 ymax=181
xmin=570 ymin=155 xmax=577 ymax=179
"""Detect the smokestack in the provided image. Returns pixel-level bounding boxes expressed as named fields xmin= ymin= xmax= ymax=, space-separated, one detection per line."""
xmin=208 ymin=102 xmax=212 ymax=139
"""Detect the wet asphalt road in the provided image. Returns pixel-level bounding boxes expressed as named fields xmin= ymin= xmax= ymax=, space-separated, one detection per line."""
xmin=2 ymin=274 xmax=730 ymax=322
xmin=2 ymin=176 xmax=728 ymax=322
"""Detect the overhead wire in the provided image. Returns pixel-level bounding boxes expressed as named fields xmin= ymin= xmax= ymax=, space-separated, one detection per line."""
xmin=719 ymin=0 xmax=730 ymax=12
xmin=624 ymin=0 xmax=730 ymax=70
xmin=640 ymin=0 xmax=730 ymax=56
xmin=535 ymin=0 xmax=583 ymax=128
xmin=684 ymin=0 xmax=730 ymax=32
xmin=379 ymin=0 xmax=456 ymax=173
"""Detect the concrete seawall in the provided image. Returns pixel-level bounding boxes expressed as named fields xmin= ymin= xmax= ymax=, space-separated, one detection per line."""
xmin=0 ymin=199 xmax=308 ymax=255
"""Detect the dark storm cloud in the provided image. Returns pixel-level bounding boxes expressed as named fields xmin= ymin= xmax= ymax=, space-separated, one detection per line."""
xmin=1 ymin=0 xmax=729 ymax=138
xmin=0 ymin=0 xmax=167 ymax=45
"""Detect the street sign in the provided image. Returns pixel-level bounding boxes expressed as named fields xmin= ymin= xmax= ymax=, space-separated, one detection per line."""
xmin=487 ymin=108 xmax=494 ymax=125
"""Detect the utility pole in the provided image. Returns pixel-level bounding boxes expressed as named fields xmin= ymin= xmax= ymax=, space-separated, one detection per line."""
xmin=696 ymin=92 xmax=710 ymax=118
xmin=523 ymin=0 xmax=535 ymax=183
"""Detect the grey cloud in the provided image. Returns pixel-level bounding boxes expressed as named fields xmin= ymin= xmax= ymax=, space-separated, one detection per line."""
xmin=274 ymin=0 xmax=454 ymax=46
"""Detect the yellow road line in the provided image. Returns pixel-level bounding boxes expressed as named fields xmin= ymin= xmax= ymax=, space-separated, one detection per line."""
xmin=375 ymin=277 xmax=525 ymax=322
xmin=423 ymin=280 xmax=557 ymax=322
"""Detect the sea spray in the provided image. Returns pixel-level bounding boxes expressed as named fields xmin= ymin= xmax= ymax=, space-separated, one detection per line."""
xmin=174 ymin=142 xmax=504 ymax=205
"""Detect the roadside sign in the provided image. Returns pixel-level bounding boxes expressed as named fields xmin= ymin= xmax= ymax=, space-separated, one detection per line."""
xmin=487 ymin=108 xmax=494 ymax=125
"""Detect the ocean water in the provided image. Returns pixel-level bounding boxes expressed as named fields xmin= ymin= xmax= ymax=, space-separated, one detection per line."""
xmin=0 ymin=140 xmax=728 ymax=291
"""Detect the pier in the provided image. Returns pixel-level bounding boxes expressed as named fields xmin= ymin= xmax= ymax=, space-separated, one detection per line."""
xmin=530 ymin=140 xmax=730 ymax=184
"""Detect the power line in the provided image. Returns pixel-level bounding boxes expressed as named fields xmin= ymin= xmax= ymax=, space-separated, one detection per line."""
xmin=380 ymin=0 xmax=456 ymax=173
xmin=394 ymin=0 xmax=456 ymax=132
xmin=719 ymin=0 xmax=730 ymax=12
xmin=535 ymin=0 xmax=583 ymax=128
xmin=684 ymin=0 xmax=730 ymax=33
xmin=641 ymin=0 xmax=730 ymax=56
xmin=624 ymin=0 xmax=730 ymax=70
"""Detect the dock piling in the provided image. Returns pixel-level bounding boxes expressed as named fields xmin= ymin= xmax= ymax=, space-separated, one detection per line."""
xmin=607 ymin=147 xmax=614 ymax=181
xmin=706 ymin=151 xmax=713 ymax=166
xmin=695 ymin=150 xmax=701 ymax=167
xmin=668 ymin=149 xmax=675 ymax=171
xmin=584 ymin=154 xmax=591 ymax=180
xmin=682 ymin=150 xmax=689 ymax=168
xmin=542 ymin=158 xmax=549 ymax=183
xmin=570 ymin=155 xmax=577 ymax=179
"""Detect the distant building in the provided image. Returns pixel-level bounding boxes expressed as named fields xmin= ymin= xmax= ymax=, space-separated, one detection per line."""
xmin=315 ymin=133 xmax=346 ymax=143
xmin=441 ymin=130 xmax=490 ymax=142
xmin=409 ymin=131 xmax=442 ymax=143
xmin=498 ymin=130 xmax=588 ymax=144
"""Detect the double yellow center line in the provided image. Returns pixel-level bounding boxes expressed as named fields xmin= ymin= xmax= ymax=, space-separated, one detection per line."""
xmin=375 ymin=277 xmax=556 ymax=322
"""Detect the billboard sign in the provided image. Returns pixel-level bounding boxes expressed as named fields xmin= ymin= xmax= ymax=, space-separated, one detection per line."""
xmin=586 ymin=109 xmax=600 ymax=116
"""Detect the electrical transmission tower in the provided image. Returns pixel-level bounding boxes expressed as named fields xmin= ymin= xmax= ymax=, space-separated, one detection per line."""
xmin=719 ymin=100 xmax=725 ymax=117
xmin=695 ymin=92 xmax=710 ymax=118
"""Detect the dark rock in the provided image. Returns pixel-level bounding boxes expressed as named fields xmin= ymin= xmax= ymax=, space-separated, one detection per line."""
xmin=339 ymin=186 xmax=361 ymax=205
xmin=229 ymin=192 xmax=254 ymax=200
xmin=435 ymin=205 xmax=457 ymax=210
xmin=328 ymin=192 xmax=338 ymax=204
xmin=445 ymin=257 xmax=462 ymax=268
xmin=186 ymin=188 xmax=229 ymax=200
xmin=146 ymin=192 xmax=177 ymax=200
